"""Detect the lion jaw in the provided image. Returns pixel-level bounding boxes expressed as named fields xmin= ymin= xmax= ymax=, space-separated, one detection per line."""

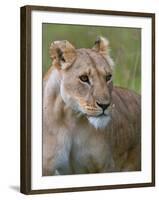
xmin=88 ymin=115 xmax=111 ymax=129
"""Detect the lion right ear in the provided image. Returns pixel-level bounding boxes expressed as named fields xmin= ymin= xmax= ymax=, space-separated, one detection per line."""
xmin=93 ymin=36 xmax=114 ymax=69
xmin=49 ymin=40 xmax=76 ymax=70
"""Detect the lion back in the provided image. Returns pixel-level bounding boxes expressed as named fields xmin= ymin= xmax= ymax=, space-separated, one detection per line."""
xmin=108 ymin=86 xmax=141 ymax=164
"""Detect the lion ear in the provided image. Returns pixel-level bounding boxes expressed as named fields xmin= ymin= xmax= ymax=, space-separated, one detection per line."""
xmin=93 ymin=36 xmax=114 ymax=69
xmin=49 ymin=40 xmax=76 ymax=70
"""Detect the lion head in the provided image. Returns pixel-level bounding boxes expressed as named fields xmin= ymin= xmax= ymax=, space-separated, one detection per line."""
xmin=49 ymin=37 xmax=114 ymax=129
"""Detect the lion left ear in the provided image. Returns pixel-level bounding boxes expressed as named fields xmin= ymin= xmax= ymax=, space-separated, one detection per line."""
xmin=93 ymin=36 xmax=114 ymax=69
xmin=49 ymin=40 xmax=76 ymax=70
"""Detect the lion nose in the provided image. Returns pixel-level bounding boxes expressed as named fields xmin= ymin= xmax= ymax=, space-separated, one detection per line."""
xmin=96 ymin=102 xmax=110 ymax=111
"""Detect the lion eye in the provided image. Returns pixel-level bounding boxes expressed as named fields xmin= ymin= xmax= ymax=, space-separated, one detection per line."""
xmin=79 ymin=75 xmax=89 ymax=83
xmin=106 ymin=74 xmax=112 ymax=82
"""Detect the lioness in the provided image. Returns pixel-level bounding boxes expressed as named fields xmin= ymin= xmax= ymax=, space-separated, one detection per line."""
xmin=43 ymin=37 xmax=141 ymax=176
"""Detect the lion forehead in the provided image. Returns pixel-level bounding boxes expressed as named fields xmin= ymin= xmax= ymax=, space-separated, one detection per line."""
xmin=70 ymin=49 xmax=112 ymax=75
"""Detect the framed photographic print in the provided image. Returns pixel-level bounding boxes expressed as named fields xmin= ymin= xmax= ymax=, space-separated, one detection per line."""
xmin=20 ymin=5 xmax=155 ymax=194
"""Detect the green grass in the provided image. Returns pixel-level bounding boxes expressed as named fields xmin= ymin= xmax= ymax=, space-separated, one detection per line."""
xmin=42 ymin=24 xmax=141 ymax=94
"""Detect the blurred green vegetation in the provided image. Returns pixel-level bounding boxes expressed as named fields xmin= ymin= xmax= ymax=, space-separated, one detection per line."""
xmin=42 ymin=24 xmax=141 ymax=94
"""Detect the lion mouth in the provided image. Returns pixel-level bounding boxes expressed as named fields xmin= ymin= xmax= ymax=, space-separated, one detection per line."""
xmin=82 ymin=103 xmax=114 ymax=119
xmin=85 ymin=113 xmax=108 ymax=119
xmin=93 ymin=103 xmax=115 ymax=118
xmin=97 ymin=112 xmax=108 ymax=117
xmin=86 ymin=111 xmax=109 ymax=118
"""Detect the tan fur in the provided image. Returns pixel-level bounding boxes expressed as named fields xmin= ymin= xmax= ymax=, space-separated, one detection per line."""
xmin=43 ymin=37 xmax=141 ymax=175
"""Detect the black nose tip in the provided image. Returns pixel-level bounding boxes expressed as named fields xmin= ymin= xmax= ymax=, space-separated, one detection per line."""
xmin=96 ymin=102 xmax=110 ymax=111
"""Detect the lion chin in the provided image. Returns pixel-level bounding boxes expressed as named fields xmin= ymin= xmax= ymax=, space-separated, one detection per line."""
xmin=88 ymin=115 xmax=111 ymax=129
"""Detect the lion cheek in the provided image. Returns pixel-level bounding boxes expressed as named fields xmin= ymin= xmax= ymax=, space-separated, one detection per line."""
xmin=60 ymin=84 xmax=82 ymax=113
